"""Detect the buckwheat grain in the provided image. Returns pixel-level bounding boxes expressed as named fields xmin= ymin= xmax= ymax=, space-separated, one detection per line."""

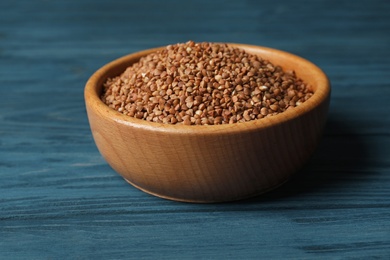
xmin=101 ymin=41 xmax=313 ymax=125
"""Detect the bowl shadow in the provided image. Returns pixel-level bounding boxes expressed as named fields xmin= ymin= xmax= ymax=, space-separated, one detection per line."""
xmin=243 ymin=114 xmax=370 ymax=202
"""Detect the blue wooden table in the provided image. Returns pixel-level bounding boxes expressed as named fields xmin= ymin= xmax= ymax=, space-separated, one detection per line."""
xmin=1 ymin=0 xmax=389 ymax=258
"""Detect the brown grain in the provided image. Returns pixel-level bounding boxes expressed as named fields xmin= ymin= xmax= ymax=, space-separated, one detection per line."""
xmin=101 ymin=41 xmax=313 ymax=125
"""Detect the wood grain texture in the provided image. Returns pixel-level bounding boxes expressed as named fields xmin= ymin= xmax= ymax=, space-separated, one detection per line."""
xmin=1 ymin=0 xmax=389 ymax=258
xmin=85 ymin=44 xmax=330 ymax=202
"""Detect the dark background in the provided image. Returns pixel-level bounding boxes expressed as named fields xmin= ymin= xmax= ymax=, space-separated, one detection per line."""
xmin=1 ymin=0 xmax=389 ymax=258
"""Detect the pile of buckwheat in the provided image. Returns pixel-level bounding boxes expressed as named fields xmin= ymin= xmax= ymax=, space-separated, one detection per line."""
xmin=101 ymin=41 xmax=313 ymax=125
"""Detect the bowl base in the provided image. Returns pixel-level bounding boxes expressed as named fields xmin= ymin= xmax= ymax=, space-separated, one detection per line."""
xmin=123 ymin=177 xmax=289 ymax=203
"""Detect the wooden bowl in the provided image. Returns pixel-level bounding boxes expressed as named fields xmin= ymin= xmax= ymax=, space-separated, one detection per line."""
xmin=84 ymin=44 xmax=330 ymax=203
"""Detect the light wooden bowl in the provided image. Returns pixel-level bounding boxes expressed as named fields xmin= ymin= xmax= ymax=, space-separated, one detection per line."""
xmin=85 ymin=44 xmax=330 ymax=203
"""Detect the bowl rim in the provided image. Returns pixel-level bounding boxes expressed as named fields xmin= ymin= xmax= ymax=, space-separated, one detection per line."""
xmin=85 ymin=43 xmax=330 ymax=135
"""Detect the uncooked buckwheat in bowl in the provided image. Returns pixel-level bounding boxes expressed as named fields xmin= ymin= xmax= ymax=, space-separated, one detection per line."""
xmin=85 ymin=41 xmax=330 ymax=203
xmin=101 ymin=41 xmax=313 ymax=125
